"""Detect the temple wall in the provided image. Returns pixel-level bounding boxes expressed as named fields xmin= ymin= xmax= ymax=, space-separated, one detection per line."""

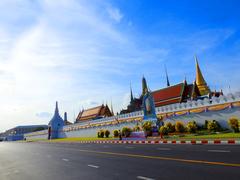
xmin=25 ymin=92 xmax=240 ymax=140
xmin=60 ymin=122 xmax=137 ymax=138
xmin=164 ymin=107 xmax=240 ymax=128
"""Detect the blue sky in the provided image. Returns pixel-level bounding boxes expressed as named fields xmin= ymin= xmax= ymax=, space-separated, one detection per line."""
xmin=0 ymin=0 xmax=240 ymax=132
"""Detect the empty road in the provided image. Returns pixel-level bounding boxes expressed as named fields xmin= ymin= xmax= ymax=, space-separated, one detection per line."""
xmin=0 ymin=142 xmax=240 ymax=180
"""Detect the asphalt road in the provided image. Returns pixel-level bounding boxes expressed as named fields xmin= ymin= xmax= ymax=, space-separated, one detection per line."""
xmin=0 ymin=142 xmax=240 ymax=180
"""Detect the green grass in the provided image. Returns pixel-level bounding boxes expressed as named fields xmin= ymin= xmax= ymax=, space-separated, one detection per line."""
xmin=164 ymin=132 xmax=240 ymax=140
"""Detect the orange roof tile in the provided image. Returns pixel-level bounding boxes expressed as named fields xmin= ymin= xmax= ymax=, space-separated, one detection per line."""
xmin=152 ymin=83 xmax=185 ymax=106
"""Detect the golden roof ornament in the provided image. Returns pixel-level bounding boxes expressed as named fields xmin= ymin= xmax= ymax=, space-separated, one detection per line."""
xmin=194 ymin=55 xmax=210 ymax=96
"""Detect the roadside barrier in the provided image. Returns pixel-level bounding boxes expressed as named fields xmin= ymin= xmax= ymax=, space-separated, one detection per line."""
xmin=74 ymin=139 xmax=240 ymax=145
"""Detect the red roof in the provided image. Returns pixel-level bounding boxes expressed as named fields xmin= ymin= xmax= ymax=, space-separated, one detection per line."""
xmin=76 ymin=105 xmax=112 ymax=122
xmin=151 ymin=83 xmax=185 ymax=107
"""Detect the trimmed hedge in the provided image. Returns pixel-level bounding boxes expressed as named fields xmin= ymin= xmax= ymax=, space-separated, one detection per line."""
xmin=105 ymin=130 xmax=110 ymax=138
xmin=175 ymin=121 xmax=185 ymax=133
xmin=113 ymin=130 xmax=119 ymax=137
xmin=159 ymin=126 xmax=168 ymax=135
xmin=122 ymin=127 xmax=132 ymax=137
xmin=228 ymin=117 xmax=239 ymax=133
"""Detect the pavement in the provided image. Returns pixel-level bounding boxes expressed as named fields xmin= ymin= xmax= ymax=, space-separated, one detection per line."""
xmin=0 ymin=142 xmax=240 ymax=180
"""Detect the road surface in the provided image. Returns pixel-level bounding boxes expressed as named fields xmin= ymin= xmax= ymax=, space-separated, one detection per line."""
xmin=0 ymin=142 xmax=240 ymax=180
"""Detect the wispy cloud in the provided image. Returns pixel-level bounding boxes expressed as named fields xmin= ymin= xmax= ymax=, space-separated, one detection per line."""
xmin=107 ymin=6 xmax=124 ymax=23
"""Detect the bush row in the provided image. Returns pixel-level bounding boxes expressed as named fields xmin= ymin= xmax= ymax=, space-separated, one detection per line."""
xmin=97 ymin=130 xmax=110 ymax=138
xmin=97 ymin=117 xmax=240 ymax=138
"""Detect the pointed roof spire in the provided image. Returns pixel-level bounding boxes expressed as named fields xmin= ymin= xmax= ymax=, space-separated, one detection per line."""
xmin=55 ymin=101 xmax=59 ymax=115
xmin=142 ymin=75 xmax=148 ymax=95
xmin=194 ymin=55 xmax=210 ymax=96
xmin=184 ymin=76 xmax=187 ymax=84
xmin=164 ymin=64 xmax=170 ymax=87
xmin=130 ymin=82 xmax=134 ymax=102
xmin=110 ymin=100 xmax=114 ymax=115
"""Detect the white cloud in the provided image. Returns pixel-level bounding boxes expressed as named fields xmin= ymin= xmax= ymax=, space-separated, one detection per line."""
xmin=107 ymin=7 xmax=124 ymax=23
xmin=0 ymin=1 xmax=239 ymax=132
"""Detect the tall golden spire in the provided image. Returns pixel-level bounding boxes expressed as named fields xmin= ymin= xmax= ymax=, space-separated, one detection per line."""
xmin=195 ymin=56 xmax=210 ymax=96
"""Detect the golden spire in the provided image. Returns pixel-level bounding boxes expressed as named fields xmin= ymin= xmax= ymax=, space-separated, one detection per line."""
xmin=195 ymin=56 xmax=210 ymax=96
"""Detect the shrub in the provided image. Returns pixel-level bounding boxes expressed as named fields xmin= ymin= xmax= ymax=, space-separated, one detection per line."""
xmin=133 ymin=125 xmax=142 ymax=132
xmin=97 ymin=130 xmax=105 ymax=138
xmin=207 ymin=120 xmax=221 ymax=132
xmin=186 ymin=121 xmax=198 ymax=133
xmin=175 ymin=121 xmax=185 ymax=133
xmin=203 ymin=120 xmax=209 ymax=129
xmin=105 ymin=130 xmax=110 ymax=138
xmin=142 ymin=121 xmax=153 ymax=132
xmin=165 ymin=122 xmax=175 ymax=133
xmin=113 ymin=130 xmax=119 ymax=137
xmin=159 ymin=126 xmax=168 ymax=135
xmin=228 ymin=117 xmax=239 ymax=133
xmin=122 ymin=127 xmax=132 ymax=137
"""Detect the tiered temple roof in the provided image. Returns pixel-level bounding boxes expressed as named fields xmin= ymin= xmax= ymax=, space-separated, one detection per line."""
xmin=76 ymin=104 xmax=113 ymax=122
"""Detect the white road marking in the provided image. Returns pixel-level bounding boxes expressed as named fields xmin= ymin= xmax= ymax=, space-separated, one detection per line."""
xmin=156 ymin=148 xmax=171 ymax=151
xmin=88 ymin=164 xmax=99 ymax=168
xmin=208 ymin=150 xmax=231 ymax=153
xmin=62 ymin=158 xmax=69 ymax=162
xmin=137 ymin=176 xmax=155 ymax=180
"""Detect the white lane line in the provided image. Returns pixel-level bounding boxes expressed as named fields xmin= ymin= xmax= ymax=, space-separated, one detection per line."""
xmin=137 ymin=176 xmax=155 ymax=180
xmin=156 ymin=148 xmax=171 ymax=151
xmin=88 ymin=164 xmax=99 ymax=168
xmin=62 ymin=158 xmax=69 ymax=162
xmin=208 ymin=150 xmax=231 ymax=153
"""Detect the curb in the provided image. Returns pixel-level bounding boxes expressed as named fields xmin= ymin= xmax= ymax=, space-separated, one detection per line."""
xmin=76 ymin=140 xmax=240 ymax=145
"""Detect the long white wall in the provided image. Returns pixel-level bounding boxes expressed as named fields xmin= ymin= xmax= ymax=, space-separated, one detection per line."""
xmin=25 ymin=92 xmax=240 ymax=140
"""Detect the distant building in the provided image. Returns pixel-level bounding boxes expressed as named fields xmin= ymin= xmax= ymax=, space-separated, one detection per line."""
xmin=76 ymin=104 xmax=113 ymax=122
xmin=2 ymin=125 xmax=48 ymax=141
xmin=120 ymin=57 xmax=223 ymax=114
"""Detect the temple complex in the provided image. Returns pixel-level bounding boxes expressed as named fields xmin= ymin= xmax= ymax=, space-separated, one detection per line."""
xmin=76 ymin=104 xmax=113 ymax=122
xmin=120 ymin=57 xmax=223 ymax=114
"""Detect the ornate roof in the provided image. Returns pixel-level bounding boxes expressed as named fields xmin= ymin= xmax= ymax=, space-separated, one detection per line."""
xmin=76 ymin=104 xmax=113 ymax=122
xmin=151 ymin=83 xmax=185 ymax=107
